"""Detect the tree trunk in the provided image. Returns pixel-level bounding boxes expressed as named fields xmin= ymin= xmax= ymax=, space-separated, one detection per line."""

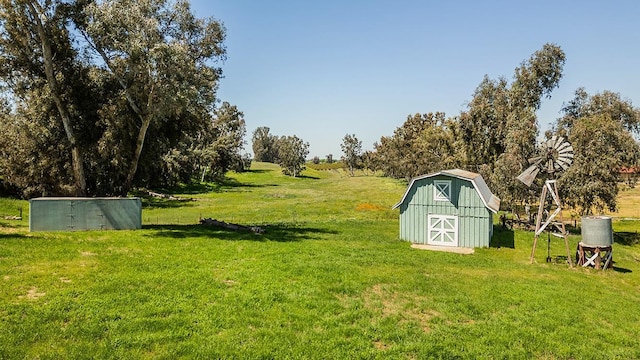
xmin=89 ymin=39 xmax=153 ymax=195
xmin=123 ymin=116 xmax=152 ymax=194
xmin=27 ymin=1 xmax=86 ymax=196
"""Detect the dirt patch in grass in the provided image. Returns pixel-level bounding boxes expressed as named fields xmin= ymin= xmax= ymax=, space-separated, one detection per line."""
xmin=0 ymin=227 xmax=29 ymax=234
xmin=20 ymin=287 xmax=45 ymax=300
xmin=356 ymin=203 xmax=384 ymax=211
xmin=374 ymin=340 xmax=390 ymax=350
xmin=80 ymin=251 xmax=97 ymax=256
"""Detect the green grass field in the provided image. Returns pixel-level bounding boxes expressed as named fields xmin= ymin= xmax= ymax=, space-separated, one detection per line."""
xmin=1 ymin=163 xmax=639 ymax=359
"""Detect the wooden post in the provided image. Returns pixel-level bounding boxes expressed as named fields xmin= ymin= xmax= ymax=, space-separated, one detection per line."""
xmin=552 ymin=181 xmax=573 ymax=267
xmin=530 ymin=184 xmax=548 ymax=263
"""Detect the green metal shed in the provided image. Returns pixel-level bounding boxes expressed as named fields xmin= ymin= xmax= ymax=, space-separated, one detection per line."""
xmin=392 ymin=169 xmax=500 ymax=248
xmin=29 ymin=197 xmax=142 ymax=232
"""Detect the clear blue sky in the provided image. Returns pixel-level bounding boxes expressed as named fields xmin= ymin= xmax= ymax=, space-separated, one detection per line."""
xmin=189 ymin=0 xmax=640 ymax=159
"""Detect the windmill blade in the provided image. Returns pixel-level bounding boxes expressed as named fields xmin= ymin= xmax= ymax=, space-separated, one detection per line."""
xmin=550 ymin=136 xmax=563 ymax=149
xmin=557 ymin=145 xmax=573 ymax=156
xmin=556 ymin=158 xmax=572 ymax=170
xmin=517 ymin=165 xmax=540 ymax=187
xmin=557 ymin=152 xmax=574 ymax=161
xmin=545 ymin=138 xmax=555 ymax=150
xmin=558 ymin=154 xmax=573 ymax=163
xmin=527 ymin=155 xmax=544 ymax=165
xmin=558 ymin=153 xmax=574 ymax=161
xmin=555 ymin=141 xmax=572 ymax=152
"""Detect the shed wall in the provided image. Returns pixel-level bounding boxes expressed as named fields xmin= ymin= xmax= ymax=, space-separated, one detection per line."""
xmin=29 ymin=198 xmax=142 ymax=231
xmin=399 ymin=176 xmax=493 ymax=247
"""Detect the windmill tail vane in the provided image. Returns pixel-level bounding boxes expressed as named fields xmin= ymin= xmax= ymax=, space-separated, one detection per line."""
xmin=516 ymin=164 xmax=540 ymax=187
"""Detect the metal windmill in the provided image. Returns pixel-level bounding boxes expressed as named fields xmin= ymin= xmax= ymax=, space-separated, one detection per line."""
xmin=516 ymin=136 xmax=574 ymax=265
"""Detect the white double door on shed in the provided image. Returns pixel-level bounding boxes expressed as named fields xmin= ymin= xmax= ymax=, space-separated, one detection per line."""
xmin=427 ymin=214 xmax=458 ymax=247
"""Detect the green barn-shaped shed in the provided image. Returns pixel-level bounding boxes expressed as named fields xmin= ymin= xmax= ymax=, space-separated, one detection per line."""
xmin=393 ymin=169 xmax=500 ymax=248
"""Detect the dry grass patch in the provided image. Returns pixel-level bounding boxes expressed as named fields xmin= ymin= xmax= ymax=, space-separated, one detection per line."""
xmin=606 ymin=183 xmax=640 ymax=218
xmin=361 ymin=284 xmax=440 ymax=334
xmin=19 ymin=286 xmax=46 ymax=300
xmin=355 ymin=203 xmax=385 ymax=211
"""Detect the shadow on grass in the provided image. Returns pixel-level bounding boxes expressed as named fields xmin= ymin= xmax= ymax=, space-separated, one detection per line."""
xmin=296 ymin=174 xmax=320 ymax=180
xmin=566 ymin=225 xmax=581 ymax=235
xmin=244 ymin=169 xmax=269 ymax=174
xmin=144 ymin=223 xmax=339 ymax=242
xmin=614 ymin=231 xmax=640 ymax=246
xmin=0 ymin=233 xmax=38 ymax=240
xmin=141 ymin=197 xmax=197 ymax=210
xmin=490 ymin=225 xmax=515 ymax=249
xmin=613 ymin=266 xmax=633 ymax=273
xmin=153 ymin=176 xmax=279 ymax=195
xmin=0 ymin=221 xmax=25 ymax=229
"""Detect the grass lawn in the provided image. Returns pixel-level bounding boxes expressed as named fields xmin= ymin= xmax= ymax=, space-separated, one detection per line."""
xmin=1 ymin=162 xmax=639 ymax=359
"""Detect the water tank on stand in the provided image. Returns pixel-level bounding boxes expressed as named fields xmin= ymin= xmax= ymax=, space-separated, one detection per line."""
xmin=581 ymin=216 xmax=613 ymax=247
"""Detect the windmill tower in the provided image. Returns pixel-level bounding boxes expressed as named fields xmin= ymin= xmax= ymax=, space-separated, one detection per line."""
xmin=516 ymin=136 xmax=574 ymax=265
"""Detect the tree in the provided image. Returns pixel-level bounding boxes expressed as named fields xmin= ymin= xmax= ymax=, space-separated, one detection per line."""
xmin=340 ymin=134 xmax=362 ymax=176
xmin=80 ymin=0 xmax=226 ymax=193
xmin=457 ymin=76 xmax=510 ymax=169
xmin=0 ymin=0 xmax=232 ymax=197
xmin=252 ymin=126 xmax=279 ymax=163
xmin=200 ymin=102 xmax=247 ymax=180
xmin=360 ymin=150 xmax=377 ymax=174
xmin=560 ymin=114 xmax=638 ymax=214
xmin=555 ymin=88 xmax=640 ymax=137
xmin=373 ymin=112 xmax=459 ymax=180
xmin=277 ymin=135 xmax=309 ymax=177
xmin=457 ymin=43 xmax=566 ymax=208
xmin=0 ymin=0 xmax=89 ymax=195
xmin=553 ymin=89 xmax=640 ymax=214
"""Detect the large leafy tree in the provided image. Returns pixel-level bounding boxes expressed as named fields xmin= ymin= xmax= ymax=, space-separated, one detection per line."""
xmin=80 ymin=0 xmax=226 ymax=193
xmin=554 ymin=89 xmax=640 ymax=214
xmin=458 ymin=43 xmax=566 ymax=207
xmin=0 ymin=0 xmax=235 ymax=197
xmin=0 ymin=0 xmax=91 ymax=195
xmin=457 ymin=76 xmax=510 ymax=169
xmin=555 ymin=88 xmax=640 ymax=137
xmin=340 ymin=134 xmax=362 ymax=176
xmin=252 ymin=126 xmax=279 ymax=163
xmin=201 ymin=102 xmax=247 ymax=180
xmin=373 ymin=112 xmax=459 ymax=180
xmin=277 ymin=135 xmax=309 ymax=177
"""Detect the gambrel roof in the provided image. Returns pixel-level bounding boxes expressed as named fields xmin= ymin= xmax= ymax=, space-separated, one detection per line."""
xmin=392 ymin=169 xmax=500 ymax=213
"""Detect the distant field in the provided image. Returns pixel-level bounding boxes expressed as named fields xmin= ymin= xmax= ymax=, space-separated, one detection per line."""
xmin=1 ymin=163 xmax=639 ymax=359
xmin=606 ymin=183 xmax=640 ymax=219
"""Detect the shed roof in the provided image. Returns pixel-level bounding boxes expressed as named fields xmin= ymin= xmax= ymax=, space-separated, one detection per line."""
xmin=392 ymin=169 xmax=500 ymax=213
